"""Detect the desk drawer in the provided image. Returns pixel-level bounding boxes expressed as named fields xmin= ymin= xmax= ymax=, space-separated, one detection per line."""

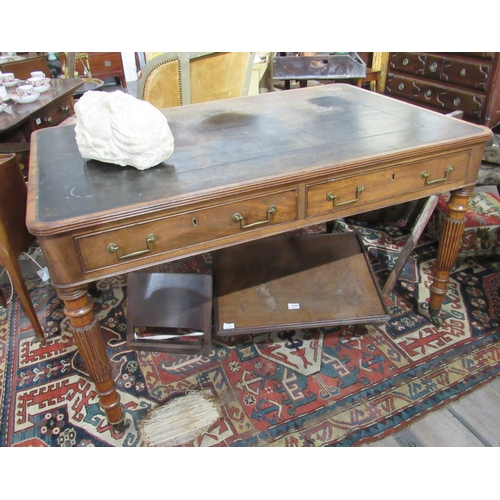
xmin=386 ymin=74 xmax=485 ymax=118
xmin=389 ymin=52 xmax=426 ymax=76
xmin=29 ymin=96 xmax=74 ymax=131
xmin=76 ymin=189 xmax=298 ymax=272
xmin=306 ymin=152 xmax=469 ymax=217
xmin=77 ymin=52 xmax=124 ymax=78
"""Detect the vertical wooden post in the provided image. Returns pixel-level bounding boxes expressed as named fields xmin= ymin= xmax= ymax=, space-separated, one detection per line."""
xmin=57 ymin=284 xmax=127 ymax=429
xmin=371 ymin=52 xmax=389 ymax=93
xmin=428 ymin=188 xmax=472 ymax=325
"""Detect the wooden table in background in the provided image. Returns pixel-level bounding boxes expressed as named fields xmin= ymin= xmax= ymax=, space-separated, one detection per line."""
xmin=26 ymin=84 xmax=491 ymax=428
xmin=0 ymin=78 xmax=83 ymax=143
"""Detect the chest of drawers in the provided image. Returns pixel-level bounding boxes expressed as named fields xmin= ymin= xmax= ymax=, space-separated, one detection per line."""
xmin=75 ymin=52 xmax=127 ymax=91
xmin=385 ymin=53 xmax=500 ymax=129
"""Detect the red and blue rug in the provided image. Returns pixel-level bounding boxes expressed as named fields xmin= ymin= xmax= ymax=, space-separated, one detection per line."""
xmin=1 ymin=219 xmax=499 ymax=447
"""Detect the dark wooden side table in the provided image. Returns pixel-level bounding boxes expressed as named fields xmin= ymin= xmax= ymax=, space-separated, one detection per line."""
xmin=26 ymin=84 xmax=491 ymax=429
xmin=0 ymin=78 xmax=84 ymax=143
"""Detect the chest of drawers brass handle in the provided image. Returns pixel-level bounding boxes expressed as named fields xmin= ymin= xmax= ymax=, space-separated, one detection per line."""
xmin=106 ymin=233 xmax=158 ymax=260
xmin=420 ymin=166 xmax=453 ymax=185
xmin=326 ymin=185 xmax=365 ymax=206
xmin=232 ymin=206 xmax=276 ymax=229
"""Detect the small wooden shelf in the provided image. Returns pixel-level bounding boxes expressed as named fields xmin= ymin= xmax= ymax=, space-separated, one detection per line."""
xmin=126 ymin=272 xmax=212 ymax=354
xmin=213 ymin=232 xmax=389 ymax=335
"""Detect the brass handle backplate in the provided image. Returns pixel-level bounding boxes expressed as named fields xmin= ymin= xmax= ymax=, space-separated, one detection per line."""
xmin=107 ymin=233 xmax=158 ymax=260
xmin=232 ymin=206 xmax=276 ymax=229
xmin=420 ymin=166 xmax=453 ymax=185
xmin=326 ymin=185 xmax=365 ymax=206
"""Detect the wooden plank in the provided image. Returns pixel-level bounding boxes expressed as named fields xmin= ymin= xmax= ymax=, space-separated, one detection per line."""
xmin=447 ymin=378 xmax=500 ymax=446
xmin=406 ymin=409 xmax=485 ymax=447
xmin=382 ymin=194 xmax=439 ymax=296
xmin=362 ymin=434 xmax=401 ymax=447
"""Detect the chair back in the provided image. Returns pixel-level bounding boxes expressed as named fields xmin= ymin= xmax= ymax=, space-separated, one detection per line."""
xmin=137 ymin=52 xmax=255 ymax=109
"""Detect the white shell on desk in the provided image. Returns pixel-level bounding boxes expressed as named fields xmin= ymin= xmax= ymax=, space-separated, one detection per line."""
xmin=74 ymin=90 xmax=175 ymax=170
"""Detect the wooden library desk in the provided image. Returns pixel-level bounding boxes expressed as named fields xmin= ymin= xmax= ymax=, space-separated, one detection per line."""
xmin=26 ymin=84 xmax=491 ymax=428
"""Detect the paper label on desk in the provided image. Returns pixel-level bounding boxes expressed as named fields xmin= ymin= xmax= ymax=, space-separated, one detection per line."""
xmin=223 ymin=323 xmax=235 ymax=330
xmin=288 ymin=303 xmax=300 ymax=309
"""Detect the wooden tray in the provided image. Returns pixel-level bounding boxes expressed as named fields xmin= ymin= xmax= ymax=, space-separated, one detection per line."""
xmin=213 ymin=232 xmax=389 ymax=335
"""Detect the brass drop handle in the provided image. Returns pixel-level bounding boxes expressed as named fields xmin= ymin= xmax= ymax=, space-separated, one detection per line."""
xmin=107 ymin=233 xmax=158 ymax=260
xmin=232 ymin=206 xmax=276 ymax=229
xmin=420 ymin=166 xmax=453 ymax=185
xmin=326 ymin=185 xmax=365 ymax=206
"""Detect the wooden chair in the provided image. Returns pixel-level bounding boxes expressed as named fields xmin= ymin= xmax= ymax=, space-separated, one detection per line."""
xmin=0 ymin=153 xmax=45 ymax=344
xmin=137 ymin=52 xmax=255 ymax=109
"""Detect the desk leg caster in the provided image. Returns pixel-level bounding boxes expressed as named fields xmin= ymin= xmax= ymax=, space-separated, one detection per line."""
xmin=111 ymin=416 xmax=131 ymax=432
xmin=428 ymin=308 xmax=443 ymax=328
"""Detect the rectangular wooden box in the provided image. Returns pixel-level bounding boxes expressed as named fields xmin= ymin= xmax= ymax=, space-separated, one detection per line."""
xmin=126 ymin=272 xmax=212 ymax=354
xmin=213 ymin=232 xmax=389 ymax=335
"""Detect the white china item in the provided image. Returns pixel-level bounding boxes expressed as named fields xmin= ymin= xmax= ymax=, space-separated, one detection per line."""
xmin=10 ymin=92 xmax=40 ymax=104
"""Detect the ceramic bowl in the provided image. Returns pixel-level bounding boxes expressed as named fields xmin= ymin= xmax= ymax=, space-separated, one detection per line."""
xmin=4 ymin=79 xmax=20 ymax=88
xmin=34 ymin=83 xmax=51 ymax=93
xmin=10 ymin=92 xmax=40 ymax=104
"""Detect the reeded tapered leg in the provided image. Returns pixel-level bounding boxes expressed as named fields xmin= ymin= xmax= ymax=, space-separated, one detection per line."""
xmin=57 ymin=284 xmax=128 ymax=430
xmin=428 ymin=188 xmax=473 ymax=326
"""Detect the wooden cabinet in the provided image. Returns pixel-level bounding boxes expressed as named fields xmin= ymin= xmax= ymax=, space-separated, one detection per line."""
xmin=385 ymin=52 xmax=500 ymax=129
xmin=0 ymin=53 xmax=61 ymax=80
xmin=75 ymin=52 xmax=127 ymax=90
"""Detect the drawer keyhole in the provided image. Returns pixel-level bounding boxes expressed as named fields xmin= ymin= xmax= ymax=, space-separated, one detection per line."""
xmin=192 ymin=217 xmax=198 ymax=227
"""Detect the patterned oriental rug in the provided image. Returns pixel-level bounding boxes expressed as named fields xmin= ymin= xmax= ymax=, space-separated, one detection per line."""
xmin=1 ymin=219 xmax=499 ymax=447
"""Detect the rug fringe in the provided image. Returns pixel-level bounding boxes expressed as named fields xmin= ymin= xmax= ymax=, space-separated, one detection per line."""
xmin=140 ymin=391 xmax=221 ymax=447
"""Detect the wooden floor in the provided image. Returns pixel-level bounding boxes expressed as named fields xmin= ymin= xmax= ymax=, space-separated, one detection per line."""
xmin=1 ymin=78 xmax=499 ymax=447
xmin=363 ymin=375 xmax=500 ymax=447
